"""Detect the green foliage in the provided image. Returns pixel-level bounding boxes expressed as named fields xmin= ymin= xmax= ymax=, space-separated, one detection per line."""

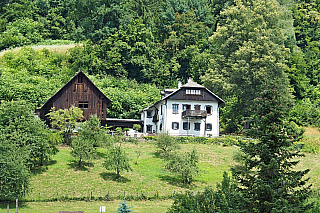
xmin=0 ymin=100 xmax=59 ymax=168
xmin=103 ymin=145 xmax=132 ymax=177
xmin=168 ymin=172 xmax=242 ymax=212
xmin=201 ymin=0 xmax=292 ymax=132
xmin=285 ymin=121 xmax=305 ymax=142
xmin=0 ymin=47 xmax=73 ymax=107
xmin=117 ymin=199 xmax=133 ymax=213
xmin=156 ymin=133 xmax=180 ymax=153
xmin=233 ymin=83 xmax=312 ymax=212
xmin=0 ymin=141 xmax=31 ymax=201
xmin=46 ymin=106 xmax=84 ymax=145
xmin=0 ymin=18 xmax=45 ymax=50
xmin=289 ymin=98 xmax=320 ymax=127
xmin=165 ymin=148 xmax=200 ymax=184
xmin=71 ymin=115 xmax=105 ymax=166
xmin=133 ymin=124 xmax=141 ymax=131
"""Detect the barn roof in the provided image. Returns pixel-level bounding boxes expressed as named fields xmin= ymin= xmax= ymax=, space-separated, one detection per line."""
xmin=39 ymin=70 xmax=111 ymax=109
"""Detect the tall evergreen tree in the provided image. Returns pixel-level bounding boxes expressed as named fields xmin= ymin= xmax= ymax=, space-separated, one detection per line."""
xmin=232 ymin=82 xmax=312 ymax=212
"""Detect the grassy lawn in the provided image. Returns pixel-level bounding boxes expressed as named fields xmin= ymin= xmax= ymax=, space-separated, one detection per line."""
xmin=0 ymin=200 xmax=173 ymax=213
xmin=3 ymin=128 xmax=320 ymax=213
xmin=26 ymin=142 xmax=238 ymax=201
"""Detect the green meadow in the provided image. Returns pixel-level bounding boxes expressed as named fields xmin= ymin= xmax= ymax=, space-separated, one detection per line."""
xmin=1 ymin=128 xmax=320 ymax=213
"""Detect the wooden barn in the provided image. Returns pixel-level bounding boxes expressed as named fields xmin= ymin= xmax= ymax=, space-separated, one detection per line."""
xmin=37 ymin=71 xmax=111 ymax=124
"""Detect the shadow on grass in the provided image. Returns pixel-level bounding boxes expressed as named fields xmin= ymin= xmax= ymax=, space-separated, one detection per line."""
xmin=97 ymin=151 xmax=107 ymax=159
xmin=100 ymin=172 xmax=131 ymax=183
xmin=0 ymin=201 xmax=28 ymax=210
xmin=68 ymin=160 xmax=94 ymax=171
xmin=152 ymin=151 xmax=169 ymax=159
xmin=31 ymin=159 xmax=57 ymax=174
xmin=158 ymin=175 xmax=194 ymax=189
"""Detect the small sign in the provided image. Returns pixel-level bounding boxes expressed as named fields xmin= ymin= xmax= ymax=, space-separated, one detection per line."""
xmin=100 ymin=206 xmax=106 ymax=213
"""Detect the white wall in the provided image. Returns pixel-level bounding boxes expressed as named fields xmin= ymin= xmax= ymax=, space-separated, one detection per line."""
xmin=142 ymin=99 xmax=219 ymax=137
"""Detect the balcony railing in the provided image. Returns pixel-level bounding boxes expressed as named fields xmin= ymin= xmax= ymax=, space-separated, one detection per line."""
xmin=182 ymin=110 xmax=207 ymax=119
xmin=153 ymin=115 xmax=159 ymax=122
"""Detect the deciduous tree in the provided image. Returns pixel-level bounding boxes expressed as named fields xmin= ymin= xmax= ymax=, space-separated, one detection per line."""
xmin=165 ymin=148 xmax=200 ymax=184
xmin=103 ymin=145 xmax=132 ymax=178
xmin=46 ymin=106 xmax=84 ymax=145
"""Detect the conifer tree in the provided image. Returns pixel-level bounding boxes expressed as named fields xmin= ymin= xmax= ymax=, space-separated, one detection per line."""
xmin=232 ymin=82 xmax=312 ymax=212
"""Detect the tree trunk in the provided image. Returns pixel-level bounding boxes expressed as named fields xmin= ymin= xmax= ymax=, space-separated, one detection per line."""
xmin=7 ymin=201 xmax=9 ymax=213
xmin=79 ymin=158 xmax=82 ymax=167
xmin=117 ymin=169 xmax=120 ymax=178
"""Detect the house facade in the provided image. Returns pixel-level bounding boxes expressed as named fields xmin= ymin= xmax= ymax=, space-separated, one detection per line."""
xmin=37 ymin=71 xmax=111 ymax=124
xmin=141 ymin=80 xmax=224 ymax=137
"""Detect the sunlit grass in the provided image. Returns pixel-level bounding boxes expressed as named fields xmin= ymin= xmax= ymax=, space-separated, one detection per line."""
xmin=26 ymin=142 xmax=238 ymax=202
xmin=0 ymin=200 xmax=173 ymax=213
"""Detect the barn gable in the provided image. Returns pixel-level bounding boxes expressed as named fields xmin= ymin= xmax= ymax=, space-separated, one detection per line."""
xmin=37 ymin=71 xmax=111 ymax=124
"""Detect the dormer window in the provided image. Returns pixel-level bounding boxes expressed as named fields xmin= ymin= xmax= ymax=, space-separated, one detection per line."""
xmin=147 ymin=110 xmax=152 ymax=118
xmin=186 ymin=89 xmax=201 ymax=95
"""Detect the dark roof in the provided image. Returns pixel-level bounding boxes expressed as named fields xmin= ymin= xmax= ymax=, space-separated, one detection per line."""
xmin=39 ymin=70 xmax=111 ymax=109
xmin=142 ymin=79 xmax=224 ymax=111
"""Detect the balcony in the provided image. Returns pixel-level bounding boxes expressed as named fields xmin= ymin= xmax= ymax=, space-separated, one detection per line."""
xmin=153 ymin=115 xmax=159 ymax=122
xmin=182 ymin=110 xmax=207 ymax=119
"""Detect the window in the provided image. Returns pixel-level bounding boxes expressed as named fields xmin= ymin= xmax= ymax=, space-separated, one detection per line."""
xmin=161 ymin=105 xmax=163 ymax=115
xmin=194 ymin=123 xmax=201 ymax=131
xmin=194 ymin=105 xmax=200 ymax=110
xmin=206 ymin=123 xmax=212 ymax=131
xmin=78 ymin=74 xmax=83 ymax=83
xmin=172 ymin=104 xmax=179 ymax=114
xmin=172 ymin=122 xmax=179 ymax=130
xmin=186 ymin=89 xmax=201 ymax=95
xmin=206 ymin=106 xmax=212 ymax=115
xmin=183 ymin=122 xmax=190 ymax=130
xmin=160 ymin=123 xmax=163 ymax=131
xmin=182 ymin=104 xmax=191 ymax=111
xmin=78 ymin=101 xmax=88 ymax=109
xmin=147 ymin=125 xmax=152 ymax=133
xmin=147 ymin=111 xmax=152 ymax=118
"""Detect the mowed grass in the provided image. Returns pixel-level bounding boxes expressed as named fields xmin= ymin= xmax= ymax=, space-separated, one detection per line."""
xmin=0 ymin=200 xmax=173 ymax=213
xmin=3 ymin=130 xmax=320 ymax=213
xmin=26 ymin=142 xmax=238 ymax=201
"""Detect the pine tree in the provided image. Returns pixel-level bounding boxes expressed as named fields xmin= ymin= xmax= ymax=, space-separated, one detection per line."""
xmin=232 ymin=82 xmax=312 ymax=212
xmin=117 ymin=199 xmax=133 ymax=213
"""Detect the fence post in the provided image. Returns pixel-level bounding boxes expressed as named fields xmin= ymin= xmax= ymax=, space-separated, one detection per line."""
xmin=15 ymin=196 xmax=18 ymax=213
xmin=39 ymin=193 xmax=41 ymax=202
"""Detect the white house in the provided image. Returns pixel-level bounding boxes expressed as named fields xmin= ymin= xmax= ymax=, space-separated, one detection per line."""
xmin=141 ymin=79 xmax=224 ymax=137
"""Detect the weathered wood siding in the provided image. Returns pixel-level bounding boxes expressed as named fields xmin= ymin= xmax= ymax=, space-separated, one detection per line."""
xmin=38 ymin=71 xmax=111 ymax=124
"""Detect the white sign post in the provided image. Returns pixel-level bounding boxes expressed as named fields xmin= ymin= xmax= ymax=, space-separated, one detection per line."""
xmin=99 ymin=206 xmax=106 ymax=213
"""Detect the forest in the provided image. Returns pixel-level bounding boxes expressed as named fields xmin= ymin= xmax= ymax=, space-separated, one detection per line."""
xmin=0 ymin=0 xmax=319 ymax=133
xmin=0 ymin=0 xmax=320 ymax=212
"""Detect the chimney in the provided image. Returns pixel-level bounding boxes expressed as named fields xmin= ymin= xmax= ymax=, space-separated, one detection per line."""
xmin=178 ymin=81 xmax=182 ymax=89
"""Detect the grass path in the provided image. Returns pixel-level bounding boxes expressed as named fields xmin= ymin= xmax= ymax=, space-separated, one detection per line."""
xmin=0 ymin=43 xmax=77 ymax=57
